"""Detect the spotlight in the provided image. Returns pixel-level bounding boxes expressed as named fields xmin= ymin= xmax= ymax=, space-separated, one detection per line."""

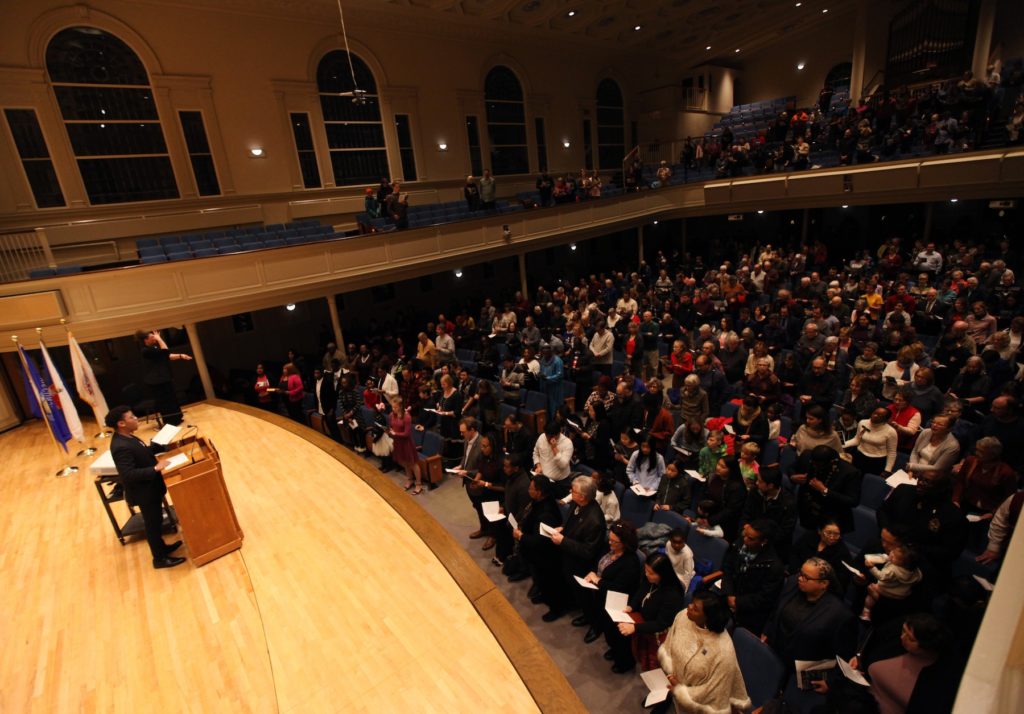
xmin=735 ymin=48 xmax=741 ymax=53
xmin=567 ymin=10 xmax=575 ymax=17
xmin=653 ymin=220 xmax=659 ymax=225
xmin=706 ymin=46 xmax=711 ymax=51
xmin=950 ymin=198 xmax=958 ymax=203
xmin=437 ymin=142 xmax=448 ymax=152
xmin=454 ymin=269 xmax=463 ymax=278
xmin=757 ymin=210 xmax=764 ymax=214
xmin=286 ymin=303 xmax=296 ymax=311
xmin=841 ymin=204 xmax=849 ymax=208
xmin=797 ymin=62 xmax=805 ymax=70
xmin=249 ymin=147 xmax=265 ymax=157
xmin=570 ymin=243 xmax=577 ymax=251
xmin=822 ymin=8 xmax=829 ymax=13
xmin=634 ymin=25 xmax=641 ymax=31
xmin=562 ymin=139 xmax=571 ymax=148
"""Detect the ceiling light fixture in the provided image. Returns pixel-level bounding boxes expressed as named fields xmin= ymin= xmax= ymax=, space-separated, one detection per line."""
xmin=437 ymin=141 xmax=448 ymax=152
xmin=757 ymin=210 xmax=764 ymax=214
xmin=567 ymin=10 xmax=575 ymax=17
xmin=286 ymin=303 xmax=296 ymax=311
xmin=562 ymin=138 xmax=571 ymax=148
xmin=795 ymin=2 xmax=802 ymax=6
xmin=822 ymin=7 xmax=829 ymax=12
xmin=249 ymin=147 xmax=265 ymax=157
xmin=735 ymin=48 xmax=741 ymax=53
xmin=454 ymin=268 xmax=463 ymax=278
xmin=841 ymin=204 xmax=849 ymax=208
xmin=570 ymin=243 xmax=577 ymax=251
xmin=797 ymin=62 xmax=805 ymax=70
xmin=653 ymin=220 xmax=659 ymax=225
xmin=950 ymin=198 xmax=958 ymax=203
xmin=706 ymin=45 xmax=711 ymax=51
xmin=634 ymin=25 xmax=642 ymax=31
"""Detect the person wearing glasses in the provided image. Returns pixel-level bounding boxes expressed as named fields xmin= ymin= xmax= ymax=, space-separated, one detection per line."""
xmin=761 ymin=557 xmax=857 ymax=676
xmin=788 ymin=519 xmax=854 ymax=594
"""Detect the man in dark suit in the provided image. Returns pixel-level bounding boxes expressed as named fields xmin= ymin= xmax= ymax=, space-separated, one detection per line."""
xmin=791 ymin=445 xmax=862 ymax=533
xmin=741 ymin=467 xmax=798 ymax=560
xmin=106 ymin=405 xmax=185 ymax=569
xmin=720 ymin=520 xmax=785 ymax=635
xmin=456 ymin=417 xmax=486 ymax=538
xmin=762 ymin=558 xmax=857 ymax=663
xmin=313 ymin=368 xmax=341 ymax=442
xmin=547 ymin=475 xmax=608 ymax=622
xmin=914 ymin=288 xmax=948 ymax=335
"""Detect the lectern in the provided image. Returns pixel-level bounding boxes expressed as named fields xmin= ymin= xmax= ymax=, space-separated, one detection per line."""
xmin=161 ymin=436 xmax=244 ymax=566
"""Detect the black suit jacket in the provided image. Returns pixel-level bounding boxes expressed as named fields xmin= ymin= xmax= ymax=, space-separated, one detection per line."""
xmin=597 ymin=551 xmax=643 ymax=598
xmin=518 ymin=497 xmax=563 ymax=553
xmin=877 ymin=485 xmax=968 ymax=574
xmin=110 ymin=432 xmax=167 ymax=505
xmin=317 ymin=376 xmax=337 ymax=415
xmin=794 ymin=453 xmax=862 ymax=533
xmin=559 ymin=500 xmax=608 ymax=575
xmin=763 ymin=579 xmax=857 ymax=662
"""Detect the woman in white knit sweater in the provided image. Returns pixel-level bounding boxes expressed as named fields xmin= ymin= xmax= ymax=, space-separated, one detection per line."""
xmin=658 ymin=590 xmax=750 ymax=714
xmin=845 ymin=407 xmax=898 ymax=476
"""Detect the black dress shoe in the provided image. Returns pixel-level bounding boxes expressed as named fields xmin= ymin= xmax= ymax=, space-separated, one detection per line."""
xmin=163 ymin=540 xmax=183 ymax=555
xmin=541 ymin=609 xmax=566 ymax=622
xmin=603 ymin=649 xmax=615 ymax=661
xmin=527 ymin=584 xmax=541 ymax=598
xmin=611 ymin=662 xmax=635 ymax=674
xmin=584 ymin=627 xmax=601 ymax=644
xmin=153 ymin=556 xmax=186 ymax=569
xmin=571 ymin=615 xmax=589 ymax=627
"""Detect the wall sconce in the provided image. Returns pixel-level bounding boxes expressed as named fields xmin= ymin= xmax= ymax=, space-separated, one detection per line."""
xmin=249 ymin=147 xmax=266 ymax=158
xmin=437 ymin=142 xmax=448 ymax=152
xmin=562 ymin=139 xmax=571 ymax=149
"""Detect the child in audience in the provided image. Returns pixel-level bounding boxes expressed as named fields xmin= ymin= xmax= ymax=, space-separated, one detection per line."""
xmin=860 ymin=544 xmax=923 ymax=621
xmin=737 ymin=442 xmax=761 ymax=488
xmin=592 ymin=470 xmax=621 ymax=523
xmin=692 ymin=499 xmax=725 ymax=538
xmin=765 ymin=402 xmax=783 ymax=441
xmin=835 ymin=405 xmax=860 ymax=443
xmin=698 ymin=430 xmax=727 ymax=481
xmin=664 ymin=527 xmax=695 ymax=589
xmin=653 ymin=460 xmax=692 ymax=513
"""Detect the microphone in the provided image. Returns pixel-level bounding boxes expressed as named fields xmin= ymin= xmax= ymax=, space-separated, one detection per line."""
xmin=179 ymin=423 xmax=201 ymax=463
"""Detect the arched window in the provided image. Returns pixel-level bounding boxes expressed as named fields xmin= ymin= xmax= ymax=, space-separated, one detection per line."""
xmin=596 ymin=79 xmax=625 ymax=170
xmin=46 ymin=27 xmax=179 ymax=204
xmin=484 ymin=66 xmax=528 ymax=176
xmin=317 ymin=50 xmax=389 ymax=186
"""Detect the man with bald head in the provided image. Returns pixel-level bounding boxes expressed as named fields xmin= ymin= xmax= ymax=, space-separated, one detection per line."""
xmin=798 ymin=357 xmax=838 ymax=414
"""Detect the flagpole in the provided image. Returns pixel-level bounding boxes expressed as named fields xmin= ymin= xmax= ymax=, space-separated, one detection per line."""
xmin=62 ymin=319 xmax=110 ymax=441
xmin=39 ymin=326 xmax=95 ymax=457
xmin=13 ymin=335 xmax=79 ymax=478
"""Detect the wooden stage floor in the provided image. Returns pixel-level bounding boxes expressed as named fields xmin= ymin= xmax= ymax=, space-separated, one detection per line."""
xmin=0 ymin=402 xmax=579 ymax=713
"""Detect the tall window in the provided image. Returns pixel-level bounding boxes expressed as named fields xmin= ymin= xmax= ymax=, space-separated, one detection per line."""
xmin=465 ymin=116 xmax=483 ymax=176
xmin=596 ymin=79 xmax=625 ymax=170
xmin=317 ymin=50 xmax=389 ymax=185
xmin=534 ymin=117 xmax=548 ymax=171
xmin=178 ymin=111 xmax=219 ymax=196
xmin=484 ymin=66 xmax=528 ymax=175
xmin=4 ymin=109 xmax=66 ymax=207
xmin=394 ymin=114 xmax=417 ymax=181
xmin=46 ymin=27 xmax=179 ymax=204
xmin=289 ymin=112 xmax=321 ymax=188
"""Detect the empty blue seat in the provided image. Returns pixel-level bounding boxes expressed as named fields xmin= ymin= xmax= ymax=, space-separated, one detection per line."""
xmin=733 ymin=628 xmax=786 ymax=709
xmin=193 ymin=247 xmax=217 ymax=258
xmin=55 ymin=264 xmax=83 ymax=275
xmin=262 ymin=238 xmax=286 ymax=248
xmin=166 ymin=250 xmax=193 ymax=261
xmin=29 ymin=267 xmax=56 ymax=278
xmin=138 ymin=246 xmax=164 ymax=257
xmin=141 ymin=253 xmax=168 ymax=264
xmin=136 ymin=238 xmax=159 ymax=249
xmin=158 ymin=235 xmax=181 ymax=246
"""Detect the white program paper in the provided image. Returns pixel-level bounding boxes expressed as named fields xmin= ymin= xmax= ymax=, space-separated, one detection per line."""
xmin=539 ymin=522 xmax=558 ymax=539
xmin=685 ymin=469 xmax=707 ymax=482
xmin=840 ymin=561 xmax=863 ymax=576
xmin=640 ymin=669 xmax=671 ymax=706
xmin=482 ymin=501 xmax=505 ymax=522
xmin=837 ymin=657 xmax=869 ymax=686
xmin=573 ymin=575 xmax=599 ymax=590
xmin=972 ymin=574 xmax=995 ymax=591
xmin=161 ymin=453 xmax=190 ymax=473
xmin=885 ymin=469 xmax=916 ymax=489
xmin=966 ymin=513 xmax=984 ymax=523
xmin=630 ymin=484 xmax=656 ymax=497
xmin=151 ymin=423 xmax=183 ymax=446
xmin=605 ymin=590 xmax=633 ymax=623
xmin=795 ymin=659 xmax=835 ymax=690
xmin=508 ymin=514 xmax=518 ymax=531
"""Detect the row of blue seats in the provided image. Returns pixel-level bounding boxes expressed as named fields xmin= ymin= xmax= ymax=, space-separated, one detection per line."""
xmin=28 ymin=264 xmax=84 ymax=279
xmin=136 ymin=219 xmax=323 ymax=250
xmin=138 ymin=229 xmax=358 ymax=263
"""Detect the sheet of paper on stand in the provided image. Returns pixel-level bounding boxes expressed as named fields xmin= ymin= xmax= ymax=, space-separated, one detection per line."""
xmin=90 ymin=450 xmax=117 ymax=476
xmin=508 ymin=514 xmax=518 ymax=531
xmin=482 ymin=501 xmax=505 ymax=522
xmin=685 ymin=469 xmax=706 ymax=482
xmin=885 ymin=469 xmax=916 ymax=488
xmin=161 ymin=453 xmax=190 ymax=473
xmin=795 ymin=659 xmax=835 ymax=690
xmin=539 ymin=522 xmax=558 ymax=538
xmin=151 ymin=423 xmax=183 ymax=446
xmin=604 ymin=591 xmax=633 ymax=623
xmin=573 ymin=575 xmax=599 ymax=590
xmin=630 ymin=484 xmax=656 ymax=497
xmin=640 ymin=669 xmax=671 ymax=707
xmin=972 ymin=575 xmax=994 ymax=591
xmin=837 ymin=657 xmax=869 ymax=686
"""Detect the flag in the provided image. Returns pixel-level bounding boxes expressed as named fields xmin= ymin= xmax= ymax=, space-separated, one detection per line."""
xmin=17 ymin=344 xmax=73 ymax=451
xmin=68 ymin=332 xmax=109 ymax=429
xmin=39 ymin=338 xmax=84 ymax=442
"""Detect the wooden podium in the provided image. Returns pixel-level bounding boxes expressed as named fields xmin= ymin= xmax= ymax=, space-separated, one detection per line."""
xmin=162 ymin=436 xmax=243 ymax=566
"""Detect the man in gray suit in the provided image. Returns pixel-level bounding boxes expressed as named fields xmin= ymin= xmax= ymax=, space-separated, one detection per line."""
xmin=455 ymin=417 xmax=487 ymax=539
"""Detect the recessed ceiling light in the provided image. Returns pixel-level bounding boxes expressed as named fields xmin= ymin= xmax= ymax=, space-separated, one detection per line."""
xmin=653 ymin=220 xmax=659 ymax=225
xmin=286 ymin=303 xmax=296 ymax=311
xmin=634 ymin=25 xmax=642 ymax=31
xmin=567 ymin=10 xmax=575 ymax=17
xmin=454 ymin=268 xmax=463 ymax=278
xmin=797 ymin=62 xmax=805 ymax=70
xmin=706 ymin=45 xmax=711 ymax=50
xmin=757 ymin=210 xmax=764 ymax=214
xmin=735 ymin=48 xmax=741 ymax=53
xmin=570 ymin=243 xmax=577 ymax=251
xmin=950 ymin=198 xmax=958 ymax=203
xmin=822 ymin=8 xmax=828 ymax=12
xmin=841 ymin=204 xmax=849 ymax=208
xmin=795 ymin=2 xmax=802 ymax=6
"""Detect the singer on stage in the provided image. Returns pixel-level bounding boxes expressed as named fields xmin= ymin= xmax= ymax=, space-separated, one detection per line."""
xmin=137 ymin=329 xmax=192 ymax=426
xmin=107 ymin=405 xmax=186 ymax=569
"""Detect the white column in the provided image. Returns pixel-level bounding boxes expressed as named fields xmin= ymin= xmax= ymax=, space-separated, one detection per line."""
xmin=637 ymin=225 xmax=645 ymax=268
xmin=518 ymin=252 xmax=528 ymax=298
xmin=326 ymin=294 xmax=347 ymax=359
xmin=971 ymin=0 xmax=998 ymax=78
xmin=185 ymin=322 xmax=215 ymax=400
